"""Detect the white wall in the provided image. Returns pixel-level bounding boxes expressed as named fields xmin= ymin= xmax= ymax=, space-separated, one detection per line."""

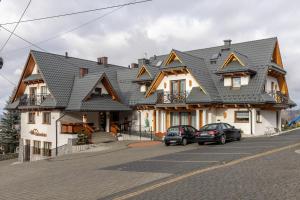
xmin=255 ymin=109 xmax=279 ymax=135
xmin=157 ymin=73 xmax=200 ymax=92
xmin=21 ymin=111 xmax=77 ymax=161
xmin=265 ymin=76 xmax=279 ymax=93
xmin=95 ymin=82 xmax=108 ymax=94
xmin=214 ymin=108 xmax=252 ymax=135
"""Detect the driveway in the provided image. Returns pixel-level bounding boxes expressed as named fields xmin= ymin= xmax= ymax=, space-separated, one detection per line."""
xmin=0 ymin=130 xmax=300 ymax=200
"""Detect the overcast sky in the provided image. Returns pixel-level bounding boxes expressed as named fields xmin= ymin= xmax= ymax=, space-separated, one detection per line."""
xmin=0 ymin=0 xmax=299 ymax=112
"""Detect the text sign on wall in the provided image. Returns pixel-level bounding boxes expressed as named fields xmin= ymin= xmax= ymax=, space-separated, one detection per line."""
xmin=30 ymin=129 xmax=47 ymax=137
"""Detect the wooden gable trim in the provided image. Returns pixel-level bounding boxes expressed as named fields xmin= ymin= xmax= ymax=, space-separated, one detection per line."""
xmin=136 ymin=65 xmax=152 ymax=79
xmin=222 ymin=53 xmax=245 ymax=68
xmin=163 ymin=50 xmax=183 ymax=66
xmin=272 ymin=41 xmax=283 ymax=67
xmin=13 ymin=53 xmax=36 ymax=102
xmin=84 ymin=74 xmax=120 ymax=101
xmin=145 ymin=71 xmax=164 ymax=97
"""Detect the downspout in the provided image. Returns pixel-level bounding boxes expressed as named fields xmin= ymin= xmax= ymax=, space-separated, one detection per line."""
xmin=137 ymin=110 xmax=142 ymax=140
xmin=55 ymin=112 xmax=66 ymax=156
xmin=245 ymin=104 xmax=253 ymax=135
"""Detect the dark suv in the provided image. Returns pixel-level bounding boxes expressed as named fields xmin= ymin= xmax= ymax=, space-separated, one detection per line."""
xmin=164 ymin=125 xmax=198 ymax=146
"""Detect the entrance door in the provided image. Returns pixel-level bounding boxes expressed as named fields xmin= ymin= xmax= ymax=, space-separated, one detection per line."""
xmin=24 ymin=140 xmax=30 ymax=161
xmin=170 ymin=80 xmax=186 ymax=103
xmin=99 ymin=112 xmax=106 ymax=131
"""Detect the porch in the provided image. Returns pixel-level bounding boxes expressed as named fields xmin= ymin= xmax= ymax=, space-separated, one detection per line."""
xmin=59 ymin=111 xmax=135 ymax=143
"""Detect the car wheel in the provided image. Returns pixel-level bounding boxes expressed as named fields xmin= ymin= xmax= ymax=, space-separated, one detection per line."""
xmin=219 ymin=135 xmax=226 ymax=145
xmin=182 ymin=138 xmax=187 ymax=146
xmin=165 ymin=142 xmax=170 ymax=146
xmin=198 ymin=142 xmax=204 ymax=145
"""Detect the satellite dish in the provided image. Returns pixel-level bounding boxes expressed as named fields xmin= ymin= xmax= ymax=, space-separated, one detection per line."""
xmin=0 ymin=57 xmax=3 ymax=69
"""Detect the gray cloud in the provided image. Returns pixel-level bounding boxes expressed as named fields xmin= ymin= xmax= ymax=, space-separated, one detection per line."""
xmin=0 ymin=0 xmax=299 ymax=111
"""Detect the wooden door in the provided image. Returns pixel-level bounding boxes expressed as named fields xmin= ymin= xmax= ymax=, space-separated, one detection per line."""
xmin=199 ymin=110 xmax=203 ymax=128
xmin=24 ymin=140 xmax=30 ymax=161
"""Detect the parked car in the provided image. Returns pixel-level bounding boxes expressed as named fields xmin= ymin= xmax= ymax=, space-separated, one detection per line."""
xmin=164 ymin=125 xmax=198 ymax=146
xmin=195 ymin=123 xmax=241 ymax=145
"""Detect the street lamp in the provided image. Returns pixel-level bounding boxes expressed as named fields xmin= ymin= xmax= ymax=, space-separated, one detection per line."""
xmin=0 ymin=57 xmax=3 ymax=69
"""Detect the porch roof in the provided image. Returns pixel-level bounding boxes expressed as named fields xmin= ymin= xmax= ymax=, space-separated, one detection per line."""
xmin=67 ymin=95 xmax=131 ymax=111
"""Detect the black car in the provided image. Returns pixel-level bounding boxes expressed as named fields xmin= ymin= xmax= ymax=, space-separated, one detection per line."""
xmin=195 ymin=123 xmax=241 ymax=145
xmin=164 ymin=125 xmax=198 ymax=146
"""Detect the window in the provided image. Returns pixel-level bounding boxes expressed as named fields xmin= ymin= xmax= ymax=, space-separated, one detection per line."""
xmin=43 ymin=142 xmax=52 ymax=156
xmin=232 ymin=77 xmax=241 ymax=88
xmin=235 ymin=111 xmax=249 ymax=123
xmin=41 ymin=86 xmax=48 ymax=95
xmin=95 ymin=87 xmax=102 ymax=96
xmin=28 ymin=112 xmax=35 ymax=124
xmin=33 ymin=140 xmax=41 ymax=155
xmin=42 ymin=112 xmax=51 ymax=124
xmin=256 ymin=111 xmax=262 ymax=123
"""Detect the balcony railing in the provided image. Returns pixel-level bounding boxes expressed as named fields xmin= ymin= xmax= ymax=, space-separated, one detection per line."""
xmin=268 ymin=91 xmax=288 ymax=104
xmin=19 ymin=94 xmax=48 ymax=106
xmin=157 ymin=91 xmax=190 ymax=104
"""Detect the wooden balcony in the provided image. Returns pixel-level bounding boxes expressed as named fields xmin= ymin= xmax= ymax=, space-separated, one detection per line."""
xmin=268 ymin=91 xmax=288 ymax=104
xmin=19 ymin=94 xmax=48 ymax=106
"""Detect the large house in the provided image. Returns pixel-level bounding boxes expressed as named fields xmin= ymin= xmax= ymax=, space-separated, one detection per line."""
xmin=7 ymin=37 xmax=295 ymax=161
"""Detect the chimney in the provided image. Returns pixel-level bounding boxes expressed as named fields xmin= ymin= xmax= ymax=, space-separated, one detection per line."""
xmin=130 ymin=63 xmax=139 ymax=69
xmin=79 ymin=68 xmax=88 ymax=78
xmin=97 ymin=57 xmax=108 ymax=65
xmin=138 ymin=58 xmax=150 ymax=66
xmin=222 ymin=39 xmax=232 ymax=51
xmin=65 ymin=52 xmax=68 ymax=58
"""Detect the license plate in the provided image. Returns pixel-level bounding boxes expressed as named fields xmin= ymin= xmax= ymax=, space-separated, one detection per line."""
xmin=201 ymin=132 xmax=208 ymax=136
xmin=170 ymin=140 xmax=177 ymax=143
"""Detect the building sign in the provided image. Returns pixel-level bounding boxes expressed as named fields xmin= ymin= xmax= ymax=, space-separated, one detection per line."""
xmin=30 ymin=129 xmax=47 ymax=137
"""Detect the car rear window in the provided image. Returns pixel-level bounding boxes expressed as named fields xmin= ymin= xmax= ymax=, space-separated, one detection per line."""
xmin=201 ymin=124 xmax=219 ymax=130
xmin=167 ymin=127 xmax=180 ymax=136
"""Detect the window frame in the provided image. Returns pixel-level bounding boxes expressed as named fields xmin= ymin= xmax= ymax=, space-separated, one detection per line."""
xmin=42 ymin=112 xmax=51 ymax=125
xmin=234 ymin=111 xmax=250 ymax=123
xmin=232 ymin=77 xmax=241 ymax=88
xmin=33 ymin=140 xmax=41 ymax=155
xmin=256 ymin=110 xmax=262 ymax=123
xmin=28 ymin=112 xmax=35 ymax=124
xmin=43 ymin=142 xmax=52 ymax=157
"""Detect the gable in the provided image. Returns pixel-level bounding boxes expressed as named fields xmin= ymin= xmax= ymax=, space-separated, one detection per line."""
xmin=163 ymin=50 xmax=183 ymax=66
xmin=272 ymin=41 xmax=283 ymax=67
xmin=222 ymin=53 xmax=245 ymax=68
xmin=136 ymin=65 xmax=152 ymax=79
xmin=84 ymin=74 xmax=119 ymax=101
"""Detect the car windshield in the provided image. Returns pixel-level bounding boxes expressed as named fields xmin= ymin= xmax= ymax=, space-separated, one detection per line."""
xmin=201 ymin=124 xmax=219 ymax=131
xmin=167 ymin=127 xmax=180 ymax=136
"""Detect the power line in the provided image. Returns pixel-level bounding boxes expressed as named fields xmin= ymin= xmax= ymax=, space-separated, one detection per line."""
xmin=0 ymin=0 xmax=151 ymax=26
xmin=0 ymin=73 xmax=16 ymax=86
xmin=0 ymin=0 xmax=32 ymax=53
xmin=0 ymin=0 xmax=145 ymax=87
xmin=0 ymin=0 xmax=149 ymax=56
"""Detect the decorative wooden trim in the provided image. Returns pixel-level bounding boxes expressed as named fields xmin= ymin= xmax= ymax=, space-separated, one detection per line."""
xmin=222 ymin=53 xmax=245 ymax=68
xmin=136 ymin=65 xmax=152 ymax=79
xmin=152 ymin=110 xmax=156 ymax=132
xmin=199 ymin=110 xmax=203 ymax=128
xmin=166 ymin=111 xmax=170 ymax=130
xmin=272 ymin=41 xmax=283 ymax=67
xmin=163 ymin=50 xmax=183 ymax=66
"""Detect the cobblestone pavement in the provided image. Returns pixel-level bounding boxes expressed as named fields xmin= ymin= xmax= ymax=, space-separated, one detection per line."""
xmin=0 ymin=131 xmax=300 ymax=200
xmin=0 ymin=141 xmax=197 ymax=200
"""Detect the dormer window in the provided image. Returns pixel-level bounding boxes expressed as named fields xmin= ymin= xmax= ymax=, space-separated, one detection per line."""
xmin=232 ymin=77 xmax=241 ymax=88
xmin=140 ymin=85 xmax=147 ymax=93
xmin=95 ymin=88 xmax=102 ymax=96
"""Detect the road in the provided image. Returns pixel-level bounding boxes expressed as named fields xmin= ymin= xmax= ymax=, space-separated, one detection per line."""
xmin=0 ymin=131 xmax=300 ymax=200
